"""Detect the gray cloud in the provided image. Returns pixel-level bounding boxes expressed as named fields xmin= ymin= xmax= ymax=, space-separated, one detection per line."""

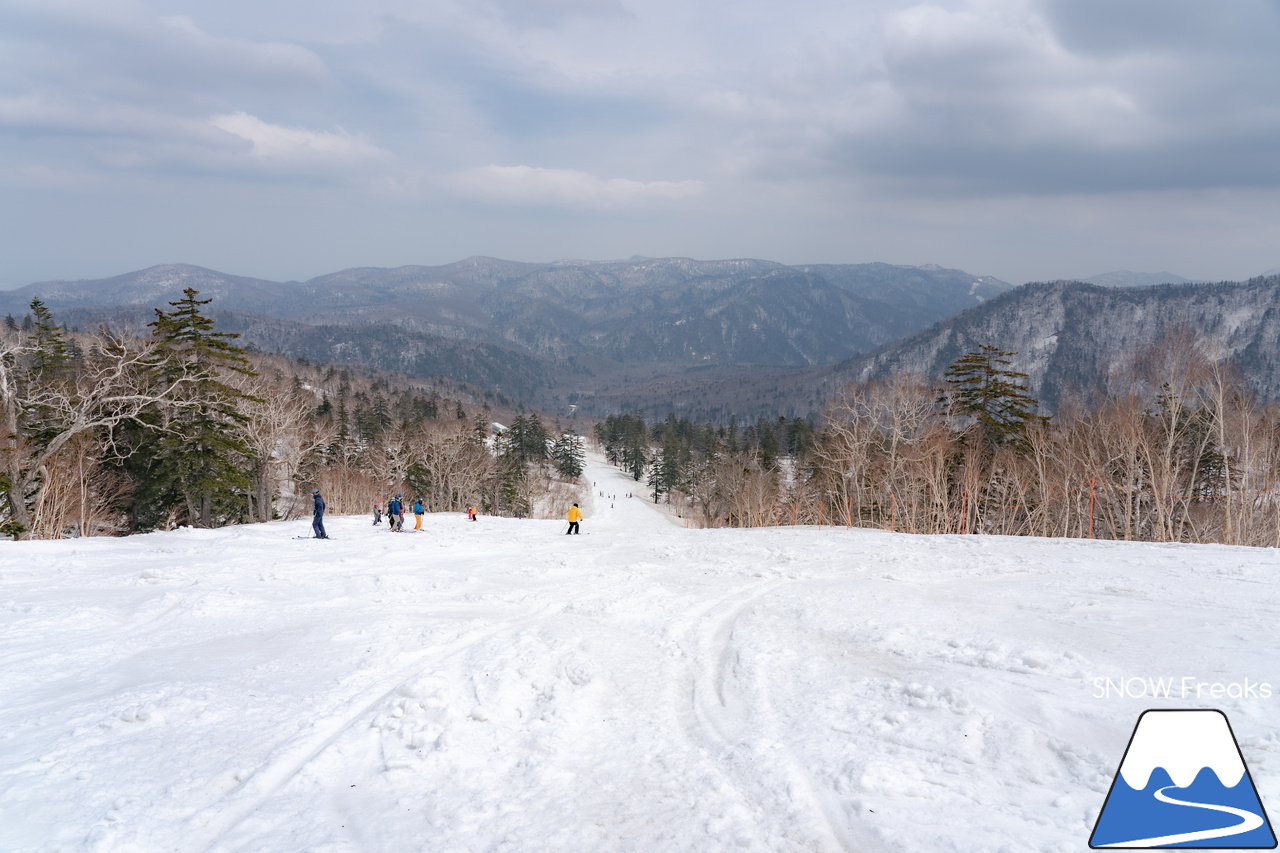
xmin=818 ymin=0 xmax=1280 ymax=194
xmin=1 ymin=0 xmax=1278 ymax=288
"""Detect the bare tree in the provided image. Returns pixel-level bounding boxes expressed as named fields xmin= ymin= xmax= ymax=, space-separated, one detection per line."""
xmin=1 ymin=331 xmax=198 ymax=538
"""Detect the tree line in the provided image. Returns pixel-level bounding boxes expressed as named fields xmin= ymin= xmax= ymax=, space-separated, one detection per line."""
xmin=10 ymin=289 xmax=1279 ymax=548
xmin=1 ymin=291 xmax=584 ymax=539
xmin=597 ymin=334 xmax=1280 ymax=547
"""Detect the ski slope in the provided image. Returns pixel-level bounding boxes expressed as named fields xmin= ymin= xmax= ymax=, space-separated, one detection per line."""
xmin=2 ymin=455 xmax=1279 ymax=852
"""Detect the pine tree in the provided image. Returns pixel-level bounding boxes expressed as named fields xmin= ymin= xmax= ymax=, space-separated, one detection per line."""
xmin=648 ymin=432 xmax=687 ymax=503
xmin=19 ymin=300 xmax=76 ymax=449
xmin=26 ymin=300 xmax=72 ymax=377
xmin=551 ymin=432 xmax=585 ymax=478
xmin=940 ymin=345 xmax=1043 ymax=448
xmin=140 ymin=288 xmax=258 ymax=527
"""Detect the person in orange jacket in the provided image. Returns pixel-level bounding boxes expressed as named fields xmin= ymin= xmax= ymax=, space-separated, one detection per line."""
xmin=567 ymin=503 xmax=582 ymax=535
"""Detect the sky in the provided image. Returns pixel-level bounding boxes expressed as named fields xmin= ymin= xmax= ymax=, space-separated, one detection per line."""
xmin=2 ymin=0 xmax=1279 ymax=288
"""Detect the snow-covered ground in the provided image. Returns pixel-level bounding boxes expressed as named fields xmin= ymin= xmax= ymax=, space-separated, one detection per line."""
xmin=3 ymin=455 xmax=1279 ymax=852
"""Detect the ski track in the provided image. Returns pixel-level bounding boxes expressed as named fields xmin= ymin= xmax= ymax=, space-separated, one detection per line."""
xmin=673 ymin=575 xmax=860 ymax=852
xmin=189 ymin=602 xmax=567 ymax=853
xmin=5 ymin=454 xmax=1280 ymax=851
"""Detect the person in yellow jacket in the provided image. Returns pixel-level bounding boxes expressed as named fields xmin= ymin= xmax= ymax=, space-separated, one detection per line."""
xmin=567 ymin=503 xmax=582 ymax=535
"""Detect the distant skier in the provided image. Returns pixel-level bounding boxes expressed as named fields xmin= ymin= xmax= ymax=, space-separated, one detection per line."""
xmin=567 ymin=503 xmax=582 ymax=535
xmin=469 ymin=505 xmax=479 ymax=522
xmin=373 ymin=498 xmax=382 ymax=526
xmin=389 ymin=495 xmax=404 ymax=532
xmin=311 ymin=489 xmax=328 ymax=539
xmin=413 ymin=498 xmax=424 ymax=530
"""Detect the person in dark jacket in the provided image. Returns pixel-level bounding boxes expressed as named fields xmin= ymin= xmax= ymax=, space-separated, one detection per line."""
xmin=389 ymin=495 xmax=404 ymax=532
xmin=413 ymin=498 xmax=424 ymax=530
xmin=311 ymin=489 xmax=328 ymax=539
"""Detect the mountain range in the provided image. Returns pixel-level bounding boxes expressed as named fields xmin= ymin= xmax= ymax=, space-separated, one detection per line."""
xmin=6 ymin=260 xmax=1280 ymax=421
xmin=1084 ymin=270 xmax=1201 ymax=287
xmin=0 ymin=257 xmax=1009 ymax=419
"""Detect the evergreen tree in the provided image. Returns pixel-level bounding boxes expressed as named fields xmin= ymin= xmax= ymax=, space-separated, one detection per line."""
xmin=139 ymin=288 xmax=258 ymax=527
xmin=503 ymin=414 xmax=550 ymax=466
xmin=648 ymin=432 xmax=687 ymax=503
xmin=756 ymin=416 xmax=780 ymax=469
xmin=26 ymin=300 xmax=72 ymax=377
xmin=551 ymin=432 xmax=586 ymax=478
xmin=940 ymin=345 xmax=1043 ymax=448
xmin=19 ymin=299 xmax=76 ymax=449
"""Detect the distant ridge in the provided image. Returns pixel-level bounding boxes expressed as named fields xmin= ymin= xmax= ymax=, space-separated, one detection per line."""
xmin=1085 ymin=270 xmax=1198 ymax=287
xmin=0 ymin=257 xmax=1011 ymax=420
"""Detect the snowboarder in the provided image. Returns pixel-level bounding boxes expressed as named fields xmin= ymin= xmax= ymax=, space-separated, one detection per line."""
xmin=389 ymin=495 xmax=404 ymax=532
xmin=567 ymin=503 xmax=582 ymax=535
xmin=413 ymin=498 xmax=424 ymax=530
xmin=311 ymin=489 xmax=328 ymax=539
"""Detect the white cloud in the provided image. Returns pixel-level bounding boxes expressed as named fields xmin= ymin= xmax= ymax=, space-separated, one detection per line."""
xmin=447 ymin=165 xmax=705 ymax=208
xmin=209 ymin=112 xmax=388 ymax=167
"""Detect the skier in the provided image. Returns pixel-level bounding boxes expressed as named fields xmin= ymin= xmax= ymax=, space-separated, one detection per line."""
xmin=373 ymin=498 xmax=382 ymax=526
xmin=567 ymin=503 xmax=582 ymax=535
xmin=311 ymin=489 xmax=328 ymax=539
xmin=413 ymin=498 xmax=424 ymax=530
xmin=389 ymin=495 xmax=404 ymax=532
xmin=469 ymin=505 xmax=479 ymax=522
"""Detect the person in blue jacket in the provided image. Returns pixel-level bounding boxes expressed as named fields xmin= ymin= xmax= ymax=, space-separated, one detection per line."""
xmin=311 ymin=489 xmax=328 ymax=539
xmin=388 ymin=495 xmax=404 ymax=532
xmin=413 ymin=498 xmax=424 ymax=530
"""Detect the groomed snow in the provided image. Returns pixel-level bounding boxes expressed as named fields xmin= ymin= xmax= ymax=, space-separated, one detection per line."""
xmin=3 ymin=455 xmax=1279 ymax=852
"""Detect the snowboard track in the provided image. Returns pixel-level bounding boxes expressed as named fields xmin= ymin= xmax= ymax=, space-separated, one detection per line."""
xmin=675 ymin=576 xmax=857 ymax=853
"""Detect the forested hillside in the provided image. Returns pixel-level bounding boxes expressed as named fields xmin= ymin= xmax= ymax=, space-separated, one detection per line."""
xmin=0 ymin=294 xmax=583 ymax=539
xmin=0 ymin=257 xmax=1008 ymax=420
xmin=834 ymin=276 xmax=1280 ymax=408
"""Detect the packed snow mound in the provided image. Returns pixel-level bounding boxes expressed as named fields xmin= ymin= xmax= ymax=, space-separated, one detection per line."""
xmin=2 ymin=455 xmax=1279 ymax=852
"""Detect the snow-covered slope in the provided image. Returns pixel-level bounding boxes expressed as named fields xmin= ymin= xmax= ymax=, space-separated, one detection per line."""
xmin=2 ymin=455 xmax=1278 ymax=852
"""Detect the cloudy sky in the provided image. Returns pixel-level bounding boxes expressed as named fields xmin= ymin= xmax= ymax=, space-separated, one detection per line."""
xmin=2 ymin=0 xmax=1278 ymax=287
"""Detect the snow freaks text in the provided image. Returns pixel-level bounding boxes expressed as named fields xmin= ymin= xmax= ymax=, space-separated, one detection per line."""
xmin=1093 ymin=677 xmax=1274 ymax=701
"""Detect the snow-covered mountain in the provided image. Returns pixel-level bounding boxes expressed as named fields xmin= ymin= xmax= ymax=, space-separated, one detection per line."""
xmin=834 ymin=276 xmax=1280 ymax=407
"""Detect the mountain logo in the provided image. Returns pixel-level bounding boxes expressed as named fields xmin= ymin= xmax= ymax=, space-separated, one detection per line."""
xmin=1090 ymin=709 xmax=1276 ymax=848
